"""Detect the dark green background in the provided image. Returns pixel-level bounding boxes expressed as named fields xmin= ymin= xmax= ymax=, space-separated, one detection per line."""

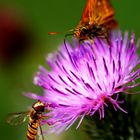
xmin=0 ymin=0 xmax=140 ymax=140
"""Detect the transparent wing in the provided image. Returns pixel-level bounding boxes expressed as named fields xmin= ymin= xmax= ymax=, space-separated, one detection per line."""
xmin=36 ymin=124 xmax=44 ymax=140
xmin=6 ymin=111 xmax=29 ymax=126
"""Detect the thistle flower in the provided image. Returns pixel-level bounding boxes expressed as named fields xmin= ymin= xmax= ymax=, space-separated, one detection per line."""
xmin=26 ymin=31 xmax=140 ymax=134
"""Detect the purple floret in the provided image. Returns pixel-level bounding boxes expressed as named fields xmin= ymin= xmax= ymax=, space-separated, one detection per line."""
xmin=26 ymin=31 xmax=140 ymax=134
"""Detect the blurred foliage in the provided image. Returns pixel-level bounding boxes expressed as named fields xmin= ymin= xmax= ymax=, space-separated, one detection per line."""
xmin=0 ymin=0 xmax=140 ymax=140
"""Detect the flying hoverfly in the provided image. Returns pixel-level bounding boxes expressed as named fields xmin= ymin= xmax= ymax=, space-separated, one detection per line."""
xmin=7 ymin=100 xmax=46 ymax=140
xmin=49 ymin=0 xmax=118 ymax=45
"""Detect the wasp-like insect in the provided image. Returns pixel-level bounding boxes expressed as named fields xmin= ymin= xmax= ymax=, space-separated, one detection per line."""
xmin=7 ymin=100 xmax=46 ymax=140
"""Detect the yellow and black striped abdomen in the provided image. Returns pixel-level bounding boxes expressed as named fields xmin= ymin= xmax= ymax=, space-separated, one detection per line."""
xmin=27 ymin=117 xmax=40 ymax=140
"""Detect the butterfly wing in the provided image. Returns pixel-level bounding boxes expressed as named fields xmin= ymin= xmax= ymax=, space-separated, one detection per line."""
xmin=79 ymin=0 xmax=117 ymax=29
xmin=79 ymin=0 xmax=97 ymax=25
xmin=94 ymin=0 xmax=118 ymax=28
xmin=6 ymin=111 xmax=29 ymax=126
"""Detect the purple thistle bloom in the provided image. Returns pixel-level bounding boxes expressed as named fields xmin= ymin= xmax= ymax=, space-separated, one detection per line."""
xmin=26 ymin=31 xmax=140 ymax=134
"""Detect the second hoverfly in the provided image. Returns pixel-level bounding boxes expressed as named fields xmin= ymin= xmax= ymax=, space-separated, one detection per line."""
xmin=7 ymin=100 xmax=47 ymax=140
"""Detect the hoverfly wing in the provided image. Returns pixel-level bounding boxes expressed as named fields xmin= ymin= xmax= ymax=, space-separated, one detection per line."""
xmin=6 ymin=111 xmax=29 ymax=126
xmin=80 ymin=0 xmax=97 ymax=24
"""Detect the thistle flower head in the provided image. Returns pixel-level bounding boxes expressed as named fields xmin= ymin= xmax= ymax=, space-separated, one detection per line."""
xmin=26 ymin=31 xmax=140 ymax=134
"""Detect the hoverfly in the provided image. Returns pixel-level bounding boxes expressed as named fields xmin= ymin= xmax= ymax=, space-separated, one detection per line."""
xmin=6 ymin=100 xmax=46 ymax=140
xmin=49 ymin=0 xmax=117 ymax=45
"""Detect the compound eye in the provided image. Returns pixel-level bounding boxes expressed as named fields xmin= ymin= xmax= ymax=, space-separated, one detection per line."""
xmin=37 ymin=111 xmax=43 ymax=114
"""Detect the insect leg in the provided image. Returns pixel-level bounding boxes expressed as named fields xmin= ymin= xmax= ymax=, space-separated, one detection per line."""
xmin=64 ymin=33 xmax=73 ymax=48
xmin=37 ymin=124 xmax=44 ymax=140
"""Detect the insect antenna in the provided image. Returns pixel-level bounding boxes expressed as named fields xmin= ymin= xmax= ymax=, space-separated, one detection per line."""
xmin=48 ymin=29 xmax=74 ymax=48
xmin=48 ymin=28 xmax=74 ymax=36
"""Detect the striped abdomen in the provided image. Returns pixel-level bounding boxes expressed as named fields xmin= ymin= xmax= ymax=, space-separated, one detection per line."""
xmin=27 ymin=116 xmax=40 ymax=140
